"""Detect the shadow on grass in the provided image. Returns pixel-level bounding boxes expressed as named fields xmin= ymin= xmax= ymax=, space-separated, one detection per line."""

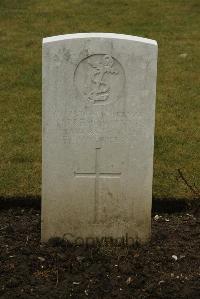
xmin=0 ymin=196 xmax=190 ymax=213
xmin=0 ymin=196 xmax=41 ymax=209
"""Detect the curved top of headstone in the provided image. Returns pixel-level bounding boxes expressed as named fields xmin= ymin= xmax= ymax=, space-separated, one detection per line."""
xmin=43 ymin=32 xmax=157 ymax=46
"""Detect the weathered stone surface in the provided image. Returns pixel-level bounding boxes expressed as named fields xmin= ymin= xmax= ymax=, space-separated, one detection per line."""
xmin=42 ymin=33 xmax=158 ymax=243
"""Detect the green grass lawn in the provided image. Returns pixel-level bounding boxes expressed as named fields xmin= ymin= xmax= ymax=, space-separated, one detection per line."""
xmin=0 ymin=0 xmax=199 ymax=198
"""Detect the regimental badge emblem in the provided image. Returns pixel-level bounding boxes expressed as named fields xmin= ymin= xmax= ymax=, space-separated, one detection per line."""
xmin=74 ymin=54 xmax=125 ymax=105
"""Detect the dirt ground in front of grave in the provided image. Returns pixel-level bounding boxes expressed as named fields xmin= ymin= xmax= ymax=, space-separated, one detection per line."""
xmin=0 ymin=206 xmax=200 ymax=299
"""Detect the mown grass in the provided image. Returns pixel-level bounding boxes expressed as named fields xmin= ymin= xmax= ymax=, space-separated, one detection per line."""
xmin=0 ymin=0 xmax=199 ymax=198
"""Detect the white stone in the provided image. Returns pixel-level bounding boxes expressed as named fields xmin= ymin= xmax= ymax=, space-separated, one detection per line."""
xmin=42 ymin=33 xmax=158 ymax=244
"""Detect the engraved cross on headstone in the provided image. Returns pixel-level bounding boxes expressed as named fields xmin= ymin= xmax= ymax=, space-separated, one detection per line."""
xmin=74 ymin=146 xmax=121 ymax=222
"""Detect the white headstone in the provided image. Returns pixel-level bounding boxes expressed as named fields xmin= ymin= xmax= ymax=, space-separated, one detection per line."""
xmin=42 ymin=33 xmax=158 ymax=244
